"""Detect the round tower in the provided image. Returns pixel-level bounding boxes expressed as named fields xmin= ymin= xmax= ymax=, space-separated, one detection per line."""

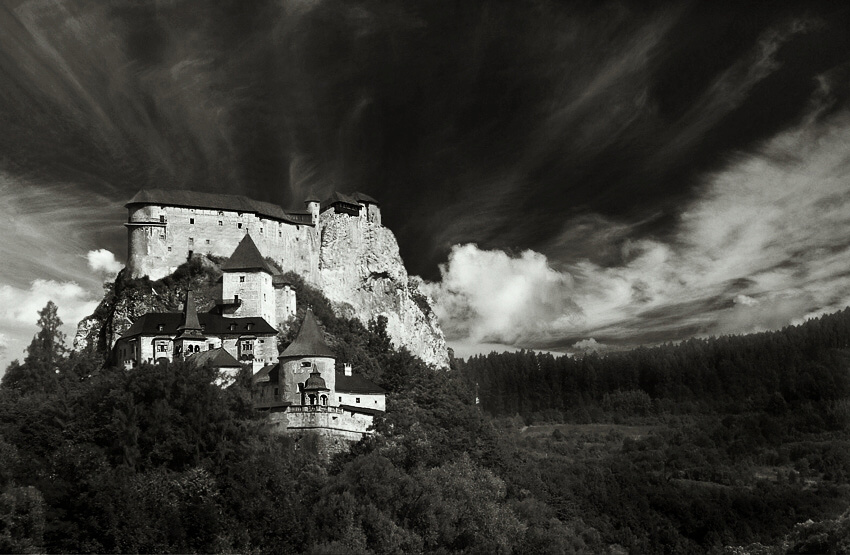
xmin=278 ymin=309 xmax=336 ymax=406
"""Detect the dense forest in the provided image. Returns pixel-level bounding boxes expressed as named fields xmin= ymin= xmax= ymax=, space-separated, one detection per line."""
xmin=1 ymin=262 xmax=849 ymax=553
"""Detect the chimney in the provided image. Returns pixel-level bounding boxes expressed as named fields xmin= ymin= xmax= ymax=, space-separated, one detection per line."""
xmin=344 ymin=363 xmax=352 ymax=376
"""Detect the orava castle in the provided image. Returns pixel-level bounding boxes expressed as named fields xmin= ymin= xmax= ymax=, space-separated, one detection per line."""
xmin=114 ymin=189 xmax=391 ymax=443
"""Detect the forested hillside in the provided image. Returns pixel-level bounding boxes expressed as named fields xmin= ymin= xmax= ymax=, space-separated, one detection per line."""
xmin=1 ymin=267 xmax=849 ymax=552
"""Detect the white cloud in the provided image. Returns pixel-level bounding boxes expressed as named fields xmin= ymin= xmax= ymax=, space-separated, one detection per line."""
xmin=423 ymin=244 xmax=582 ymax=345
xmin=86 ymin=248 xmax=122 ymax=275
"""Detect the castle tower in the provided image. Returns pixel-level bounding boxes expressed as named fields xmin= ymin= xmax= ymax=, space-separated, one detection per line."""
xmin=221 ymin=234 xmax=276 ymax=323
xmin=272 ymin=275 xmax=297 ymax=328
xmin=174 ymin=290 xmax=206 ymax=359
xmin=278 ymin=310 xmax=336 ymax=406
xmin=304 ymin=194 xmax=320 ymax=225
xmin=354 ymin=192 xmax=381 ymax=225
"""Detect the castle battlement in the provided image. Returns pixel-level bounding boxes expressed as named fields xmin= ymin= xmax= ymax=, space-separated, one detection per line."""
xmin=125 ymin=188 xmax=381 ymax=281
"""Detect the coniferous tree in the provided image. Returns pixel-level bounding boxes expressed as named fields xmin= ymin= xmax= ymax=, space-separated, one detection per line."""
xmin=1 ymin=301 xmax=66 ymax=394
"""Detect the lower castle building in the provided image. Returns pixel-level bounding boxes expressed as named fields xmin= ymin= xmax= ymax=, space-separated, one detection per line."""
xmin=114 ymin=225 xmax=386 ymax=443
xmin=252 ymin=310 xmax=386 ymax=442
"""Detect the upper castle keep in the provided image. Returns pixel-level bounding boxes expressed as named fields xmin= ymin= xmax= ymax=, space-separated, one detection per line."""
xmin=125 ymin=188 xmax=381 ymax=282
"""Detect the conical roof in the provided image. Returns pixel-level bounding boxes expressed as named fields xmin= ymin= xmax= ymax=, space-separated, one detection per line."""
xmin=303 ymin=370 xmax=329 ymax=391
xmin=177 ymin=290 xmax=205 ymax=339
xmin=221 ymin=234 xmax=276 ymax=274
xmin=280 ymin=310 xmax=335 ymax=358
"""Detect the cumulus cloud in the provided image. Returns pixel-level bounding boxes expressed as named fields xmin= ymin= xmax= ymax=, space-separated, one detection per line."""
xmin=423 ymin=244 xmax=582 ymax=345
xmin=86 ymin=249 xmax=122 ymax=276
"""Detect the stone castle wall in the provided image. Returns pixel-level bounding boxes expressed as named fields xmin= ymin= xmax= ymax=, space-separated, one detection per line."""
xmin=127 ymin=204 xmax=320 ymax=282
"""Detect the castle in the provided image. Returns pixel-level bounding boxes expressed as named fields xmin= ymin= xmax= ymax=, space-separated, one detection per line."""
xmin=125 ymin=188 xmax=380 ymax=282
xmin=115 ymin=189 xmax=389 ymax=442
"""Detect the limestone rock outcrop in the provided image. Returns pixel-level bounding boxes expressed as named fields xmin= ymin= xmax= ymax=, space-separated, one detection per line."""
xmin=318 ymin=213 xmax=449 ymax=368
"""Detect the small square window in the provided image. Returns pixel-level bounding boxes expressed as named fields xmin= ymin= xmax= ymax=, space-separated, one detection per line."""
xmin=218 ymin=220 xmax=223 ymax=226
xmin=167 ymin=247 xmax=172 ymax=252
xmin=356 ymin=398 xmax=360 ymax=403
xmin=190 ymin=218 xmax=194 ymax=224
xmin=238 ymin=223 xmax=242 ymax=229
xmin=240 ymin=276 xmax=245 ymax=283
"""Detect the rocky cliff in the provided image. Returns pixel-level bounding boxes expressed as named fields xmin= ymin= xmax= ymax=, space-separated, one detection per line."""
xmin=318 ymin=213 xmax=449 ymax=368
xmin=75 ymin=215 xmax=449 ymax=368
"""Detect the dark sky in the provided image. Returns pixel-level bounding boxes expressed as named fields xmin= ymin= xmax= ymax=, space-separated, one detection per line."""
xmin=2 ymin=0 xmax=850 ymax=363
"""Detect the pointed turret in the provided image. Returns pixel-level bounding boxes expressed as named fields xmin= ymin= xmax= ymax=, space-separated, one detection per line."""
xmin=280 ymin=310 xmax=335 ymax=359
xmin=221 ymin=233 xmax=276 ymax=274
xmin=176 ymin=290 xmax=204 ymax=339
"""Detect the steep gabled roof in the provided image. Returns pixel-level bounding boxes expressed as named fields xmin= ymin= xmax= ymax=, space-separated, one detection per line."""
xmin=120 ymin=313 xmax=277 ymax=339
xmin=188 ymin=347 xmax=241 ymax=369
xmin=336 ymin=373 xmax=386 ymax=394
xmin=253 ymin=363 xmax=278 ymax=384
xmin=353 ymin=192 xmax=379 ymax=205
xmin=280 ymin=310 xmax=335 ymax=358
xmin=126 ymin=188 xmax=312 ymax=225
xmin=221 ymin=234 xmax=276 ymax=274
xmin=320 ymin=191 xmax=361 ymax=211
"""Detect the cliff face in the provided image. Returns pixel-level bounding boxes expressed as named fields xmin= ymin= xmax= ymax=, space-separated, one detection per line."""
xmin=318 ymin=213 xmax=449 ymax=368
xmin=73 ymin=259 xmax=221 ymax=357
xmin=75 ymin=215 xmax=449 ymax=368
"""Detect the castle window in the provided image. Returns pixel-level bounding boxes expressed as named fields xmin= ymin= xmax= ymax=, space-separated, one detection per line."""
xmin=241 ymin=340 xmax=253 ymax=351
xmin=240 ymin=276 xmax=245 ymax=283
xmin=160 ymin=233 xmax=165 ymax=240
xmin=189 ymin=237 xmax=194 ymax=245
xmin=190 ymin=218 xmax=194 ymax=224
xmin=234 ymin=294 xmax=239 ymax=302
xmin=205 ymin=239 xmax=210 ymax=245
xmin=159 ymin=215 xmax=165 ymax=223
xmin=356 ymin=398 xmax=361 ymax=404
xmin=279 ymin=231 xmax=282 ymax=237
xmin=167 ymin=247 xmax=172 ymax=252
xmin=208 ymin=343 xmax=214 ymax=350
xmin=274 ymin=387 xmax=279 ymax=396
xmin=238 ymin=223 xmax=242 ymax=229
xmin=218 ymin=221 xmax=223 ymax=226
xmin=339 ymin=397 xmax=342 ymax=403
xmin=260 ymin=228 xmax=263 ymax=234
xmin=218 ymin=210 xmax=224 ymax=216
